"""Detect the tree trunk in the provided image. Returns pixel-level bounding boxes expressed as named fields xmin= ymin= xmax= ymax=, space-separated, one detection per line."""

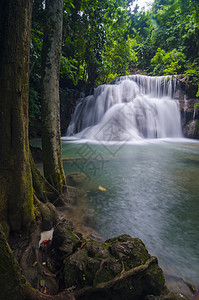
xmin=0 ymin=224 xmax=39 ymax=300
xmin=0 ymin=1 xmax=69 ymax=298
xmin=41 ymin=0 xmax=66 ymax=193
xmin=0 ymin=0 xmax=35 ymax=234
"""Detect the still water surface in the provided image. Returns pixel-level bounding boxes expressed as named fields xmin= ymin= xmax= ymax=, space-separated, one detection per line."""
xmin=61 ymin=138 xmax=199 ymax=285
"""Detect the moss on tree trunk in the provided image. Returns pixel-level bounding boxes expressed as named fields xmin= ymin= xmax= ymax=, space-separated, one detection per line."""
xmin=0 ymin=1 xmax=71 ymax=298
xmin=0 ymin=224 xmax=76 ymax=300
xmin=0 ymin=0 xmax=34 ymax=234
xmin=0 ymin=224 xmax=39 ymax=300
xmin=41 ymin=0 xmax=66 ymax=193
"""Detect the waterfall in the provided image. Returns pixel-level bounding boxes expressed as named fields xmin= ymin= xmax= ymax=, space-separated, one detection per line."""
xmin=193 ymin=107 xmax=196 ymax=120
xmin=184 ymin=95 xmax=188 ymax=119
xmin=66 ymin=75 xmax=182 ymax=141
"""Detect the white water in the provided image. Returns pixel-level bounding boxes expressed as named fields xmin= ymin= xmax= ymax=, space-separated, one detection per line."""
xmin=66 ymin=75 xmax=182 ymax=141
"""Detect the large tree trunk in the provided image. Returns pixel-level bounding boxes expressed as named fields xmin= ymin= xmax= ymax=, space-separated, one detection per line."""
xmin=0 ymin=0 xmax=35 ymax=234
xmin=41 ymin=0 xmax=66 ymax=193
xmin=0 ymin=1 xmax=69 ymax=298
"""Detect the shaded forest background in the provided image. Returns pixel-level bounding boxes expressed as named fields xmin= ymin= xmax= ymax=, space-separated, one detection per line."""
xmin=30 ymin=0 xmax=199 ymax=137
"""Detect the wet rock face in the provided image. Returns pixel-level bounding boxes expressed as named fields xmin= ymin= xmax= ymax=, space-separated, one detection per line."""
xmin=63 ymin=234 xmax=166 ymax=299
xmin=184 ymin=120 xmax=199 ymax=139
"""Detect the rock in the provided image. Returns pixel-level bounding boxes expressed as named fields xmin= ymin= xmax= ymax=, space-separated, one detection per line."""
xmin=63 ymin=234 xmax=166 ymax=299
xmin=164 ymin=273 xmax=196 ymax=299
xmin=51 ymin=220 xmax=81 ymax=257
xmin=145 ymin=293 xmax=189 ymax=300
xmin=107 ymin=234 xmax=151 ymax=269
xmin=184 ymin=119 xmax=199 ymax=139
xmin=66 ymin=172 xmax=87 ymax=187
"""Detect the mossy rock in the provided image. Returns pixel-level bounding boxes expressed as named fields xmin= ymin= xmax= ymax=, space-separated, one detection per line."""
xmin=51 ymin=220 xmax=81 ymax=257
xmin=106 ymin=234 xmax=151 ymax=270
xmin=64 ymin=234 xmax=166 ymax=299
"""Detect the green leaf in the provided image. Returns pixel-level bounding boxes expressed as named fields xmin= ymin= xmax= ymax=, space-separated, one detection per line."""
xmin=40 ymin=280 xmax=45 ymax=287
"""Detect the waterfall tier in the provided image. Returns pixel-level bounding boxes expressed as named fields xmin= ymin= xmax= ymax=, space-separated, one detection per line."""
xmin=66 ymin=75 xmax=182 ymax=141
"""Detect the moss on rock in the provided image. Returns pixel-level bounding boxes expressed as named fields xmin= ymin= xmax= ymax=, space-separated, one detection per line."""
xmin=63 ymin=234 xmax=166 ymax=299
xmin=52 ymin=219 xmax=81 ymax=257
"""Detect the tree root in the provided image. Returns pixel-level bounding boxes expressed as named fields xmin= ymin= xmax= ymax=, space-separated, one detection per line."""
xmin=30 ymin=154 xmax=65 ymax=207
xmin=73 ymin=256 xmax=158 ymax=299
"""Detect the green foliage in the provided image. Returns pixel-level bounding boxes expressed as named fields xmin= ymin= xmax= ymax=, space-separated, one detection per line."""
xmin=151 ymin=48 xmax=185 ymax=75
xmin=29 ymin=0 xmax=199 ymax=87
xmin=146 ymin=0 xmax=199 ymax=94
xmin=184 ymin=61 xmax=199 ymax=97
xmin=60 ymin=56 xmax=79 ymax=85
xmin=62 ymin=0 xmax=133 ymax=87
xmin=98 ymin=37 xmax=135 ymax=84
xmin=29 ymin=1 xmax=44 ymax=137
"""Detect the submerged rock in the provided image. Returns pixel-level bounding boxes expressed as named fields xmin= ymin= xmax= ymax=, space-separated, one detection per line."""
xmin=164 ymin=273 xmax=196 ymax=299
xmin=66 ymin=172 xmax=87 ymax=187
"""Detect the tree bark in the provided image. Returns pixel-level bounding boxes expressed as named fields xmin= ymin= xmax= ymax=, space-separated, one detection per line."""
xmin=41 ymin=0 xmax=66 ymax=193
xmin=0 ymin=1 xmax=69 ymax=298
xmin=0 ymin=0 xmax=35 ymax=234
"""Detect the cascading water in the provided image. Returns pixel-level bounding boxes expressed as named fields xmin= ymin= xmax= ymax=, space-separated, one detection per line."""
xmin=66 ymin=75 xmax=182 ymax=141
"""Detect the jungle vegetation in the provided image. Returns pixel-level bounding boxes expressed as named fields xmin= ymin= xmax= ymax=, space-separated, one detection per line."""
xmin=29 ymin=0 xmax=199 ymax=135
